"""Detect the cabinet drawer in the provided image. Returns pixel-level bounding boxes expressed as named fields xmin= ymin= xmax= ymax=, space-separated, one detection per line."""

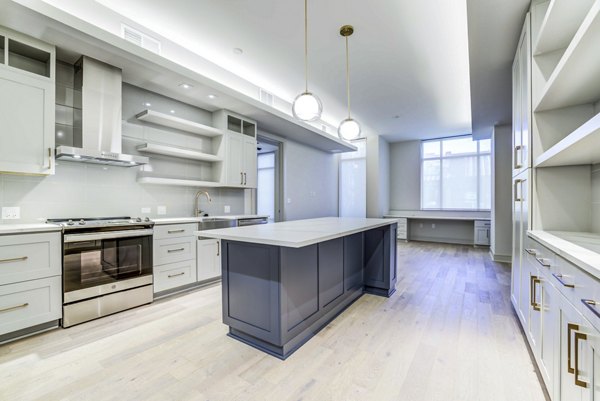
xmin=553 ymin=255 xmax=597 ymax=316
xmin=153 ymin=237 xmax=195 ymax=266
xmin=474 ymin=220 xmax=491 ymax=228
xmin=153 ymin=224 xmax=197 ymax=240
xmin=0 ymin=232 xmax=61 ymax=285
xmin=154 ymin=260 xmax=197 ymax=293
xmin=525 ymin=238 xmax=556 ymax=279
xmin=0 ymin=276 xmax=61 ymax=336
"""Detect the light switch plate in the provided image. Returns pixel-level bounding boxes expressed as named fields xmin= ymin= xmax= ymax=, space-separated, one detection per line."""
xmin=224 ymin=205 xmax=231 ymax=213
xmin=157 ymin=206 xmax=167 ymax=215
xmin=141 ymin=207 xmax=151 ymax=214
xmin=2 ymin=207 xmax=21 ymax=220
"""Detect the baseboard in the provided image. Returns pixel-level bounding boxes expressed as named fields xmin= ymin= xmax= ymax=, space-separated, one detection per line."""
xmin=408 ymin=235 xmax=473 ymax=246
xmin=490 ymin=250 xmax=511 ymax=263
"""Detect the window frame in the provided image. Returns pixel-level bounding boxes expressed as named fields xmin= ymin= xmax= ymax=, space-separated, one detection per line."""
xmin=420 ymin=135 xmax=491 ymax=211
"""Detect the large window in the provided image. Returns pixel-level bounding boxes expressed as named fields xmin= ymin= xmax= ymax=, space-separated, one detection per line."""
xmin=421 ymin=135 xmax=491 ymax=210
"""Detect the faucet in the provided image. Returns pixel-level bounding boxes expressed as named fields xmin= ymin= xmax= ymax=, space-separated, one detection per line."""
xmin=194 ymin=191 xmax=212 ymax=217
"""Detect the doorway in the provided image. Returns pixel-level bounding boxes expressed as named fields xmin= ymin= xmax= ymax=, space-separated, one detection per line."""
xmin=256 ymin=135 xmax=283 ymax=222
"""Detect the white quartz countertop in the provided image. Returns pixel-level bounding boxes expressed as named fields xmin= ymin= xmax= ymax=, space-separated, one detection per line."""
xmin=152 ymin=215 xmax=269 ymax=225
xmin=0 ymin=223 xmax=62 ymax=235
xmin=528 ymin=230 xmax=600 ymax=280
xmin=384 ymin=210 xmax=491 ymax=221
xmin=194 ymin=217 xmax=395 ymax=248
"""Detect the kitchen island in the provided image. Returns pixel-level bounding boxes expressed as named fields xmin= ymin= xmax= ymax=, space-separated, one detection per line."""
xmin=195 ymin=217 xmax=398 ymax=359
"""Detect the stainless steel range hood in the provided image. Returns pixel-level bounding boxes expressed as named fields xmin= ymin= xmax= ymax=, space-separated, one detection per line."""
xmin=55 ymin=56 xmax=148 ymax=167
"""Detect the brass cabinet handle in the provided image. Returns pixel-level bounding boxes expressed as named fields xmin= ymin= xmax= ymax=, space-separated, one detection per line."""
xmin=168 ymin=272 xmax=185 ymax=278
xmin=0 ymin=256 xmax=28 ymax=264
xmin=553 ymin=273 xmax=575 ymax=288
xmin=530 ymin=275 xmax=541 ymax=311
xmin=574 ymin=331 xmax=588 ymax=388
xmin=216 ymin=241 xmax=220 ymax=257
xmin=582 ymin=299 xmax=600 ymax=320
xmin=535 ymin=257 xmax=551 ymax=267
xmin=568 ymin=323 xmax=579 ymax=374
xmin=167 ymin=248 xmax=185 ymax=253
xmin=525 ymin=248 xmax=537 ymax=255
xmin=167 ymin=229 xmax=185 ymax=234
xmin=0 ymin=302 xmax=29 ymax=313
xmin=514 ymin=145 xmax=523 ymax=169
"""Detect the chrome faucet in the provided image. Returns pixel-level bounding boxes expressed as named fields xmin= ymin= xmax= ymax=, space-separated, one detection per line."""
xmin=194 ymin=191 xmax=212 ymax=217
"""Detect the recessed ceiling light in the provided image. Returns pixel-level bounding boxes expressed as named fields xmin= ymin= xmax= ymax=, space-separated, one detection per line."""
xmin=179 ymin=83 xmax=193 ymax=89
xmin=170 ymin=110 xmax=176 ymax=114
xmin=144 ymin=102 xmax=152 ymax=107
xmin=207 ymin=94 xmax=217 ymax=99
xmin=233 ymin=48 xmax=243 ymax=55
xmin=73 ymin=155 xmax=81 ymax=159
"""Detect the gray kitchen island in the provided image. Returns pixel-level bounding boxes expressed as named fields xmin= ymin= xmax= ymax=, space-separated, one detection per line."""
xmin=195 ymin=217 xmax=398 ymax=359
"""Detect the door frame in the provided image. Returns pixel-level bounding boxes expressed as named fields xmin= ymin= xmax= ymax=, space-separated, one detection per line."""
xmin=256 ymin=134 xmax=284 ymax=222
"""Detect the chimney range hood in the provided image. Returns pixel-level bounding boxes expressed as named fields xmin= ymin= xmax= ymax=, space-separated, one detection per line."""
xmin=55 ymin=56 xmax=148 ymax=167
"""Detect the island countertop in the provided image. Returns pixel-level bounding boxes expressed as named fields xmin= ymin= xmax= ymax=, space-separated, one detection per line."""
xmin=194 ymin=217 xmax=395 ymax=248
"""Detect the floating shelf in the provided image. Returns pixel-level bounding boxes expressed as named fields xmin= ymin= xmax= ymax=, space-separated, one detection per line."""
xmin=535 ymin=2 xmax=600 ymax=111
xmin=136 ymin=109 xmax=224 ymax=137
xmin=535 ymin=112 xmax=600 ymax=167
xmin=137 ymin=175 xmax=244 ymax=188
xmin=136 ymin=143 xmax=221 ymax=162
xmin=533 ymin=0 xmax=593 ymax=56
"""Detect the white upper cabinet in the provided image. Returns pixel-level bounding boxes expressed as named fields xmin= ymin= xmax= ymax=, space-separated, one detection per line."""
xmin=512 ymin=14 xmax=531 ymax=177
xmin=0 ymin=27 xmax=55 ymax=175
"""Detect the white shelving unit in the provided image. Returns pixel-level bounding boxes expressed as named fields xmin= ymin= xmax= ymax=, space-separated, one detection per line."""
xmin=535 ymin=1 xmax=600 ymax=111
xmin=535 ymin=112 xmax=600 ymax=167
xmin=136 ymin=143 xmax=222 ymax=162
xmin=136 ymin=109 xmax=224 ymax=137
xmin=137 ymin=176 xmax=223 ymax=188
xmin=533 ymin=0 xmax=593 ymax=55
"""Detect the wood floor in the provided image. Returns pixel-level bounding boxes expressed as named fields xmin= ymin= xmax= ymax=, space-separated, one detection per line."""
xmin=0 ymin=242 xmax=547 ymax=401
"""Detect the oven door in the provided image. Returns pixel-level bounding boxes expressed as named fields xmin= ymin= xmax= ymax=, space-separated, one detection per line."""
xmin=63 ymin=229 xmax=153 ymax=297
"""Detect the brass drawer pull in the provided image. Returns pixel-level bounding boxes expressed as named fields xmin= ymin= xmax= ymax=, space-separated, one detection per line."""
xmin=582 ymin=299 xmax=600 ymax=320
xmin=167 ymin=248 xmax=185 ymax=253
xmin=553 ymin=273 xmax=574 ymax=288
xmin=167 ymin=229 xmax=185 ymax=234
xmin=574 ymin=331 xmax=588 ymax=388
xmin=0 ymin=302 xmax=29 ymax=313
xmin=568 ymin=323 xmax=578 ymax=374
xmin=525 ymin=248 xmax=537 ymax=255
xmin=0 ymin=256 xmax=28 ymax=264
xmin=535 ymin=257 xmax=550 ymax=267
xmin=168 ymin=272 xmax=185 ymax=278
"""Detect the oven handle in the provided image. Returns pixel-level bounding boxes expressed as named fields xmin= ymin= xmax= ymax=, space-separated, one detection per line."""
xmin=64 ymin=229 xmax=154 ymax=243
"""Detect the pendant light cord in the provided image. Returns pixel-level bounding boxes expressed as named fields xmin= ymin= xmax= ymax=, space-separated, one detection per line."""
xmin=346 ymin=36 xmax=351 ymax=118
xmin=304 ymin=0 xmax=308 ymax=93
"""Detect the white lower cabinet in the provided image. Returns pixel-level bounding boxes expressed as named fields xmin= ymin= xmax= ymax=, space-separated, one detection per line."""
xmin=154 ymin=260 xmax=197 ymax=293
xmin=197 ymin=239 xmax=220 ymax=282
xmin=153 ymin=224 xmax=197 ymax=294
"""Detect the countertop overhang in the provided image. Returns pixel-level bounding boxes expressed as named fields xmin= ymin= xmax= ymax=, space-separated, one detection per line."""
xmin=194 ymin=217 xmax=396 ymax=248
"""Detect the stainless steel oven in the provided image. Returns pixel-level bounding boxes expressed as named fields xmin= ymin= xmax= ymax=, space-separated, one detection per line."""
xmin=48 ymin=217 xmax=154 ymax=327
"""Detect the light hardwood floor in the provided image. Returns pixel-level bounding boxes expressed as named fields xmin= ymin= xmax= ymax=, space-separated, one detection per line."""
xmin=0 ymin=242 xmax=547 ymax=401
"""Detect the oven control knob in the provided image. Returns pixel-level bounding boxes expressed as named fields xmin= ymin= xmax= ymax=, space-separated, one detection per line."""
xmin=67 ymin=219 xmax=74 ymax=226
xmin=144 ymin=217 xmax=150 ymax=222
xmin=135 ymin=217 xmax=142 ymax=222
xmin=78 ymin=219 xmax=86 ymax=225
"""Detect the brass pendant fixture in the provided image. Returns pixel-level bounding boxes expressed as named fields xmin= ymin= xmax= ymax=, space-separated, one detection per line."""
xmin=338 ymin=24 xmax=361 ymax=141
xmin=292 ymin=0 xmax=323 ymax=122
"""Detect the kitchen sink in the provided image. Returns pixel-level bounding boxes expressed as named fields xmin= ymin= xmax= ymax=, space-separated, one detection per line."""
xmin=197 ymin=217 xmax=237 ymax=231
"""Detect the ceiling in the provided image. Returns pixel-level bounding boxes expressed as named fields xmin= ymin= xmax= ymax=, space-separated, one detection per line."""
xmin=13 ymin=0 xmax=528 ymax=143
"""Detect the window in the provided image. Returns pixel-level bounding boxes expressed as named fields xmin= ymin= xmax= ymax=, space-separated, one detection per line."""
xmin=421 ymin=135 xmax=491 ymax=210
xmin=339 ymin=139 xmax=366 ymax=217
xmin=257 ymin=152 xmax=275 ymax=222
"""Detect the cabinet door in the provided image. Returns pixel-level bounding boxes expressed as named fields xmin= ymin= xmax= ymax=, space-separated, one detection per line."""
xmin=243 ymin=137 xmax=257 ymax=188
xmin=587 ymin=326 xmax=600 ymax=401
xmin=512 ymin=173 xmax=528 ymax=323
xmin=512 ymin=14 xmax=530 ymax=176
xmin=474 ymin=228 xmax=489 ymax=245
xmin=540 ymin=278 xmax=559 ymax=398
xmin=197 ymin=239 xmax=220 ymax=281
xmin=529 ymin=267 xmax=542 ymax=352
xmin=0 ymin=70 xmax=54 ymax=175
xmin=226 ymin=134 xmax=244 ymax=186
xmin=512 ymin=47 xmax=522 ymax=177
xmin=560 ymin=298 xmax=587 ymax=401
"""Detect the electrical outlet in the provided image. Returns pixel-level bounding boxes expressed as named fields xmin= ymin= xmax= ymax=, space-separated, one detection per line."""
xmin=157 ymin=206 xmax=167 ymax=215
xmin=287 ymin=198 xmax=292 ymax=204
xmin=224 ymin=205 xmax=231 ymax=213
xmin=141 ymin=207 xmax=151 ymax=214
xmin=2 ymin=207 xmax=20 ymax=220
xmin=432 ymin=223 xmax=436 ymax=229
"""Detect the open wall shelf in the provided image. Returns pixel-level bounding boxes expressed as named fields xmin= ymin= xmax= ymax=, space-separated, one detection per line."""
xmin=136 ymin=109 xmax=224 ymax=137
xmin=136 ymin=143 xmax=221 ymax=162
xmin=137 ymin=175 xmax=245 ymax=189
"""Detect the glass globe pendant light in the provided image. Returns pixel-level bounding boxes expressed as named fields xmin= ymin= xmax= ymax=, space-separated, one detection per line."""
xmin=338 ymin=25 xmax=361 ymax=141
xmin=292 ymin=0 xmax=322 ymax=122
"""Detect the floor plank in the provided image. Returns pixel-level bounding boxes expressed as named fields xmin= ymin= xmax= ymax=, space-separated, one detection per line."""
xmin=0 ymin=242 xmax=547 ymax=401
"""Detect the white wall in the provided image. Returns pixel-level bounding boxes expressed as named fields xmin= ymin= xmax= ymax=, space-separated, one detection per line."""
xmin=366 ymin=135 xmax=390 ymax=217
xmin=389 ymin=140 xmax=421 ymax=210
xmin=491 ymin=125 xmax=513 ymax=261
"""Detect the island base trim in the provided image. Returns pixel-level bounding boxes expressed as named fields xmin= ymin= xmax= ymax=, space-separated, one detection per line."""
xmin=364 ymin=286 xmax=396 ymax=298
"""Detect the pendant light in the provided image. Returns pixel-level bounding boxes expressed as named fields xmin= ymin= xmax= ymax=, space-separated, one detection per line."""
xmin=338 ymin=25 xmax=361 ymax=140
xmin=292 ymin=0 xmax=323 ymax=122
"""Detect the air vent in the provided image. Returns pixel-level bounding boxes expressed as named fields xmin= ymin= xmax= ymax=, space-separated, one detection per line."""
xmin=259 ymin=88 xmax=274 ymax=106
xmin=121 ymin=24 xmax=161 ymax=55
